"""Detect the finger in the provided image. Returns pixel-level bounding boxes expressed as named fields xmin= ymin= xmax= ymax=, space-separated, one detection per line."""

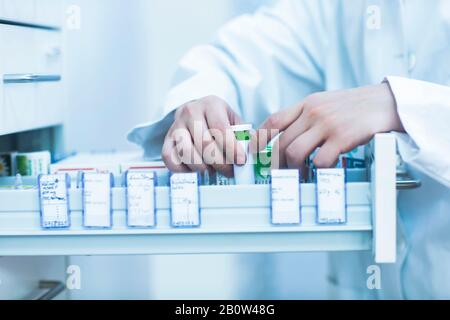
xmin=228 ymin=108 xmax=243 ymax=126
xmin=285 ymin=127 xmax=325 ymax=169
xmin=180 ymin=105 xmax=231 ymax=175
xmin=162 ymin=135 xmax=190 ymax=172
xmin=274 ymin=115 xmax=311 ymax=168
xmin=172 ymin=127 xmax=209 ymax=173
xmin=203 ymin=142 xmax=234 ymax=177
xmin=252 ymin=104 xmax=304 ymax=151
xmin=312 ymin=140 xmax=342 ymax=168
xmin=185 ymin=115 xmax=229 ymax=171
xmin=201 ymin=134 xmax=234 ymax=177
xmin=205 ymin=107 xmax=246 ymax=166
xmin=250 ymin=128 xmax=278 ymax=156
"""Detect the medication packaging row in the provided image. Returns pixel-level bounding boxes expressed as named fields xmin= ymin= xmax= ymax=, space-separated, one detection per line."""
xmin=37 ymin=169 xmax=347 ymax=230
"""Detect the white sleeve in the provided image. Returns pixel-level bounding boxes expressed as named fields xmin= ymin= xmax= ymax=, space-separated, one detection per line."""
xmin=127 ymin=0 xmax=331 ymax=160
xmin=386 ymin=76 xmax=450 ymax=187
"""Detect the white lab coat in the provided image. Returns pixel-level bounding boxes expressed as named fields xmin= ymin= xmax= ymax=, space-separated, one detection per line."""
xmin=128 ymin=0 xmax=450 ymax=299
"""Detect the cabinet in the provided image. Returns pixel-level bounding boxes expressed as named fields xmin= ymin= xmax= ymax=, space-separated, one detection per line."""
xmin=0 ymin=0 xmax=64 ymax=136
xmin=0 ymin=0 xmax=66 ymax=300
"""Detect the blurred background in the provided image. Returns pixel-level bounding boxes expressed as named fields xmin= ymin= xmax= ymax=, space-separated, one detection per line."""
xmin=1 ymin=0 xmax=329 ymax=299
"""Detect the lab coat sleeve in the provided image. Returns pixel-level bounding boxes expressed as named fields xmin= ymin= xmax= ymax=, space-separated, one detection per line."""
xmin=386 ymin=76 xmax=450 ymax=187
xmin=127 ymin=0 xmax=330 ymax=160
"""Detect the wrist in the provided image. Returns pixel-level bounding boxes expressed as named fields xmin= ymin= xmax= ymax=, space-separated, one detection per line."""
xmin=382 ymin=82 xmax=405 ymax=132
xmin=375 ymin=82 xmax=405 ymax=133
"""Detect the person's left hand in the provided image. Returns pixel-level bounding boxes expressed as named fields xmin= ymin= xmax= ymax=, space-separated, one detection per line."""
xmin=252 ymin=83 xmax=405 ymax=169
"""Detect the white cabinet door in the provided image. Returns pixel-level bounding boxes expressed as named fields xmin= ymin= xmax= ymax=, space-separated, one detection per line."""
xmin=34 ymin=27 xmax=64 ymax=131
xmin=0 ymin=25 xmax=64 ymax=135
xmin=0 ymin=1 xmax=67 ymax=301
xmin=0 ymin=25 xmax=37 ymax=136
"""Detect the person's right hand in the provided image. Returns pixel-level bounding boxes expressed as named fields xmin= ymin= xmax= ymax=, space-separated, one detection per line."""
xmin=162 ymin=95 xmax=246 ymax=177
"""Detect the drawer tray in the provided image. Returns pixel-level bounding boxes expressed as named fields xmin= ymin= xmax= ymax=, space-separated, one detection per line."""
xmin=0 ymin=134 xmax=397 ymax=263
xmin=0 ymin=184 xmax=372 ymax=256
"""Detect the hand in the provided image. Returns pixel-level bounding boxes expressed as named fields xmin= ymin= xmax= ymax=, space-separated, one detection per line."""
xmin=253 ymin=83 xmax=404 ymax=169
xmin=162 ymin=95 xmax=246 ymax=177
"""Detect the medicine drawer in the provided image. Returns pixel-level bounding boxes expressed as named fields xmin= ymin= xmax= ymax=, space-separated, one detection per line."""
xmin=0 ymin=24 xmax=63 ymax=136
xmin=0 ymin=134 xmax=403 ymax=264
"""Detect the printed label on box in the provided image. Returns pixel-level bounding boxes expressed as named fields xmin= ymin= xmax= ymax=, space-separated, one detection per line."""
xmin=38 ymin=174 xmax=70 ymax=228
xmin=316 ymin=169 xmax=347 ymax=224
xmin=126 ymin=171 xmax=156 ymax=227
xmin=82 ymin=173 xmax=113 ymax=228
xmin=170 ymin=173 xmax=200 ymax=227
xmin=271 ymin=169 xmax=301 ymax=225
